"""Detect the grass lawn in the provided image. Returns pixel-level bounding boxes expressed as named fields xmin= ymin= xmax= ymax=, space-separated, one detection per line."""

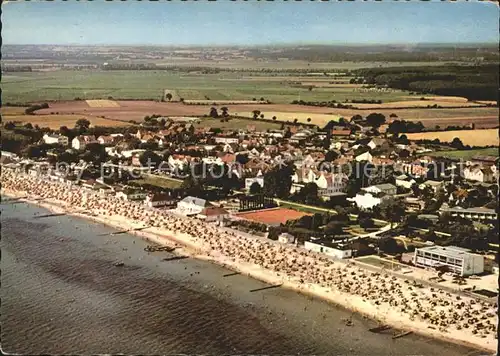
xmin=276 ymin=200 xmax=338 ymax=215
xmin=131 ymin=175 xmax=183 ymax=189
xmin=427 ymin=147 xmax=498 ymax=160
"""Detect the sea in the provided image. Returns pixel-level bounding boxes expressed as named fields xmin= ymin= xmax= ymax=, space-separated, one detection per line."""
xmin=0 ymin=199 xmax=482 ymax=355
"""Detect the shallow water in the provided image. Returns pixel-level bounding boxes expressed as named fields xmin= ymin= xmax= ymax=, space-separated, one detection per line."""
xmin=1 ymin=200 xmax=482 ymax=355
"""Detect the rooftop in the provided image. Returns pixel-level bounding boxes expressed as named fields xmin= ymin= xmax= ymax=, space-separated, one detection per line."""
xmin=417 ymin=245 xmax=477 ymax=259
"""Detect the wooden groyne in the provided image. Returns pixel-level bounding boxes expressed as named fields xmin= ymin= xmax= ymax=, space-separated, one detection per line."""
xmin=249 ymin=284 xmax=282 ymax=293
xmin=34 ymin=212 xmax=67 ymax=219
xmin=392 ymin=331 xmax=412 ymax=339
xmin=369 ymin=325 xmax=391 ymax=333
xmin=223 ymin=272 xmax=241 ymax=277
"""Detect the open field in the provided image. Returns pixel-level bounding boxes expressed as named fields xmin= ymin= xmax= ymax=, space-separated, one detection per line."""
xmin=1 ymin=113 xmax=130 ymax=130
xmin=195 ymin=117 xmax=282 ymax=131
xmin=237 ymin=111 xmax=340 ymax=126
xmin=2 ymin=100 xmax=498 ymax=129
xmin=406 ymin=129 xmax=499 ymax=147
xmin=352 ymin=100 xmax=484 ymax=109
xmin=1 ymin=70 xmax=438 ymax=105
xmin=425 ymin=148 xmax=499 ymax=160
xmin=234 ymin=208 xmax=311 ymax=225
xmin=131 ymin=175 xmax=183 ymax=189
xmin=86 ymin=99 xmax=121 ymax=108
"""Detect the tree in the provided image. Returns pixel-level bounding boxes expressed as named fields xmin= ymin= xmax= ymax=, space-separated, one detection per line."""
xmin=379 ymin=198 xmax=406 ymax=228
xmin=359 ymin=217 xmax=375 ymax=229
xmin=249 ymin=182 xmax=262 ymax=195
xmin=366 ymin=113 xmax=386 ymax=128
xmin=325 ymin=150 xmax=339 ymax=162
xmin=252 ymin=110 xmax=261 ymax=119
xmin=451 ymin=137 xmax=464 ymax=149
xmin=308 ymin=86 xmax=313 ymax=91
xmin=272 ymin=116 xmax=277 ymax=121
xmin=260 ymin=114 xmax=265 ymax=119
xmin=24 ymin=145 xmax=43 ymax=159
xmin=75 ymin=118 xmax=91 ymax=132
xmin=165 ymin=93 xmax=173 ymax=101
xmin=209 ymin=107 xmax=219 ymax=118
xmin=324 ymin=221 xmax=343 ymax=236
xmin=378 ymin=237 xmax=400 ymax=254
xmin=220 ymin=106 xmax=229 ymax=117
xmin=307 ymin=118 xmax=311 ymax=123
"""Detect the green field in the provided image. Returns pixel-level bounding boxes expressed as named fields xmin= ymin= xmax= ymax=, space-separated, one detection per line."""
xmin=2 ymin=70 xmax=413 ymax=104
xmin=131 ymin=175 xmax=183 ymax=189
xmin=428 ymin=148 xmax=498 ymax=160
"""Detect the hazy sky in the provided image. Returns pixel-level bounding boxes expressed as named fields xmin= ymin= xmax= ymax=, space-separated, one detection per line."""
xmin=2 ymin=0 xmax=498 ymax=45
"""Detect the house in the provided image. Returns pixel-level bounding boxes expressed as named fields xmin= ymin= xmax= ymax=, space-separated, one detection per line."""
xmin=115 ymin=189 xmax=147 ymax=201
xmin=245 ymin=176 xmax=264 ymax=191
xmin=304 ymin=239 xmax=352 ymax=259
xmin=197 ymin=206 xmax=230 ymax=223
xmin=395 ymin=174 xmax=416 ymax=189
xmin=364 ymin=183 xmax=397 ymax=196
xmin=144 ymin=193 xmax=177 ymax=208
xmin=463 ymin=165 xmax=496 ymax=183
xmin=413 ymin=245 xmax=484 ymax=276
xmin=214 ymin=136 xmax=239 ymax=144
xmin=278 ymin=232 xmax=295 ymax=244
xmin=43 ymin=134 xmax=69 ymax=146
xmin=419 ymin=180 xmax=444 ymax=193
xmin=355 ymin=151 xmax=373 ymax=162
xmin=176 ymin=196 xmax=212 ymax=216
xmin=97 ymin=135 xmax=115 ymax=146
xmin=315 ymin=172 xmax=348 ymax=197
xmin=72 ymin=135 xmax=97 ymax=150
xmin=439 ymin=206 xmax=497 ymax=222
xmin=331 ymin=129 xmax=351 ymax=137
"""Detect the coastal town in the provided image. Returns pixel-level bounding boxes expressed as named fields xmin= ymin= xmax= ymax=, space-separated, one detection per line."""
xmin=1 ymin=106 xmax=498 ymax=351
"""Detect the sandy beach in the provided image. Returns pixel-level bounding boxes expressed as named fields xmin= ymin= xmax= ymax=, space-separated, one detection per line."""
xmin=1 ymin=169 xmax=497 ymax=353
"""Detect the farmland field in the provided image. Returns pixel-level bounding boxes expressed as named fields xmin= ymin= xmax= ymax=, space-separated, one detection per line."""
xmin=1 ymin=70 xmax=433 ymax=105
xmin=426 ymin=148 xmax=499 ymax=160
xmin=131 ymin=175 xmax=183 ymax=190
xmin=2 ymin=100 xmax=498 ymax=129
xmin=195 ymin=117 xmax=282 ymax=131
xmin=406 ymin=129 xmax=499 ymax=147
xmin=237 ymin=111 xmax=341 ymax=126
xmin=1 ymin=113 xmax=130 ymax=129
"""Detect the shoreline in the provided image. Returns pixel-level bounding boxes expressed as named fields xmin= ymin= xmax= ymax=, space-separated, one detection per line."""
xmin=2 ymin=188 xmax=496 ymax=353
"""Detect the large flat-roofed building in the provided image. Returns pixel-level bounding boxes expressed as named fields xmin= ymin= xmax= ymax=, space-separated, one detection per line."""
xmin=439 ymin=206 xmax=498 ymax=222
xmin=413 ymin=245 xmax=484 ymax=276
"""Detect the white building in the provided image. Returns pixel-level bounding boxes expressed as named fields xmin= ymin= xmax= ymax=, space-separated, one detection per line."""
xmin=363 ymin=183 xmax=397 ymax=196
xmin=197 ymin=206 xmax=230 ymax=222
xmin=413 ymin=245 xmax=484 ymax=276
xmin=419 ymin=180 xmax=444 ymax=193
xmin=115 ymin=190 xmax=147 ymax=201
xmin=72 ymin=135 xmax=97 ymax=150
xmin=214 ymin=136 xmax=239 ymax=144
xmin=176 ymin=196 xmax=211 ymax=216
xmin=315 ymin=172 xmax=348 ymax=197
xmin=245 ymin=176 xmax=264 ymax=191
xmin=304 ymin=240 xmax=352 ymax=259
xmin=395 ymin=174 xmax=416 ymax=189
xmin=439 ymin=206 xmax=498 ymax=222
xmin=144 ymin=193 xmax=176 ymax=208
xmin=355 ymin=151 xmax=373 ymax=162
xmin=463 ymin=165 xmax=497 ymax=183
xmin=43 ymin=134 xmax=69 ymax=146
xmin=278 ymin=232 xmax=295 ymax=244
